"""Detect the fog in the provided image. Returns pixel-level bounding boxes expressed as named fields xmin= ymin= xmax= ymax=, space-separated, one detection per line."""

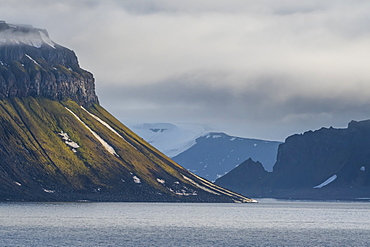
xmin=1 ymin=0 xmax=370 ymax=140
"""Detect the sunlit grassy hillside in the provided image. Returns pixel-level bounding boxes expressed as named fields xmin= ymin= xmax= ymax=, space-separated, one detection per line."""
xmin=0 ymin=97 xmax=253 ymax=202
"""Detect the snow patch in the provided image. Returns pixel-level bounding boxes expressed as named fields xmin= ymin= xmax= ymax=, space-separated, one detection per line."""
xmin=216 ymin=172 xmax=228 ymax=179
xmin=65 ymin=141 xmax=79 ymax=149
xmin=156 ymin=178 xmax=165 ymax=184
xmin=58 ymin=131 xmax=69 ymax=141
xmin=58 ymin=131 xmax=80 ymax=151
xmin=25 ymin=54 xmax=41 ymax=67
xmin=65 ymin=107 xmax=119 ymax=157
xmin=38 ymin=30 xmax=56 ymax=48
xmin=0 ymin=24 xmax=55 ymax=49
xmin=81 ymin=107 xmax=137 ymax=150
xmin=313 ymin=174 xmax=337 ymax=189
xmin=174 ymin=189 xmax=197 ymax=196
xmin=133 ymin=176 xmax=141 ymax=184
xmin=181 ymin=174 xmax=219 ymax=195
xmin=164 ymin=180 xmax=197 ymax=196
xmin=43 ymin=189 xmax=55 ymax=193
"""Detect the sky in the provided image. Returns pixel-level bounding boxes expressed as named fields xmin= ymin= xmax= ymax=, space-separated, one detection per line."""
xmin=1 ymin=0 xmax=370 ymax=141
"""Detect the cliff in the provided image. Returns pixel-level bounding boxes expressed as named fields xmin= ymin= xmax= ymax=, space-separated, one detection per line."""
xmin=0 ymin=21 xmax=98 ymax=107
xmin=216 ymin=120 xmax=370 ymax=200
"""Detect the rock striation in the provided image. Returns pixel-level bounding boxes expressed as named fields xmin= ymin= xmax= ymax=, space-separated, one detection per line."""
xmin=0 ymin=21 xmax=98 ymax=107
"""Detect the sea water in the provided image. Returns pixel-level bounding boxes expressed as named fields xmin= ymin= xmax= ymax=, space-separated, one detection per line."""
xmin=1 ymin=199 xmax=369 ymax=246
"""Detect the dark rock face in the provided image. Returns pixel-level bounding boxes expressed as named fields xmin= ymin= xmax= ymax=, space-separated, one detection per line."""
xmin=215 ymin=158 xmax=271 ymax=197
xmin=272 ymin=121 xmax=370 ymax=189
xmin=172 ymin=132 xmax=280 ymax=181
xmin=216 ymin=120 xmax=370 ymax=200
xmin=0 ymin=21 xmax=98 ymax=107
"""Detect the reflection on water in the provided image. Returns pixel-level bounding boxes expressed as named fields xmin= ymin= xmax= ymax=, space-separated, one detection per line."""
xmin=1 ymin=199 xmax=370 ymax=246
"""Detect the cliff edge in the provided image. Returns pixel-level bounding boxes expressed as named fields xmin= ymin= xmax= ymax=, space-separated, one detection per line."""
xmin=0 ymin=21 xmax=98 ymax=106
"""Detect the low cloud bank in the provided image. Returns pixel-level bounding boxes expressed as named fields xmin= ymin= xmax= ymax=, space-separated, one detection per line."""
xmin=1 ymin=0 xmax=370 ymax=140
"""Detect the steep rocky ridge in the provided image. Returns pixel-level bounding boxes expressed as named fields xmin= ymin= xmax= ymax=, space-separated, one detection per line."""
xmin=0 ymin=21 xmax=98 ymax=107
xmin=0 ymin=22 xmax=253 ymax=202
xmin=216 ymin=120 xmax=370 ymax=200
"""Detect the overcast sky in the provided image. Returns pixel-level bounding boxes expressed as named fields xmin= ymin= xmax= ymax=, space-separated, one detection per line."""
xmin=2 ymin=0 xmax=370 ymax=141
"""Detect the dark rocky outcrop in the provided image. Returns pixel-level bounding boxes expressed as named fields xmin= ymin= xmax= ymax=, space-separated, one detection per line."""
xmin=0 ymin=21 xmax=98 ymax=107
xmin=215 ymin=158 xmax=271 ymax=197
xmin=216 ymin=120 xmax=370 ymax=200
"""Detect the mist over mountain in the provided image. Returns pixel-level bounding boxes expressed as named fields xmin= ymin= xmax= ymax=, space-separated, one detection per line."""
xmin=0 ymin=21 xmax=98 ymax=107
xmin=130 ymin=123 xmax=210 ymax=158
xmin=130 ymin=123 xmax=281 ymax=181
xmin=0 ymin=21 xmax=253 ymax=203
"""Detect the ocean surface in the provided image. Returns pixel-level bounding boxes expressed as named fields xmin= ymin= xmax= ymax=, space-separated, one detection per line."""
xmin=1 ymin=199 xmax=370 ymax=246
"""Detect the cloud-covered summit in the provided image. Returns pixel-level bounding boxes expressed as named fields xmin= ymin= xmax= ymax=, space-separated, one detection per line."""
xmin=0 ymin=21 xmax=55 ymax=48
xmin=2 ymin=1 xmax=370 ymax=140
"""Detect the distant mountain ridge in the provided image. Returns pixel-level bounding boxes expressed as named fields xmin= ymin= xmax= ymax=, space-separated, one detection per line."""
xmin=216 ymin=120 xmax=370 ymax=200
xmin=130 ymin=123 xmax=210 ymax=157
xmin=0 ymin=21 xmax=253 ymax=203
xmin=173 ymin=132 xmax=281 ymax=181
xmin=130 ymin=123 xmax=281 ymax=181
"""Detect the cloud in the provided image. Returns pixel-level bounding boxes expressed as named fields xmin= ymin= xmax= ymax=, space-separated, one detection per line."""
xmin=2 ymin=0 xmax=370 ymax=140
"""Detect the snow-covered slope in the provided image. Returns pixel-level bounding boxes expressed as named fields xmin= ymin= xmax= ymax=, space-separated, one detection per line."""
xmin=130 ymin=123 xmax=210 ymax=158
xmin=0 ymin=21 xmax=56 ymax=48
xmin=130 ymin=123 xmax=281 ymax=182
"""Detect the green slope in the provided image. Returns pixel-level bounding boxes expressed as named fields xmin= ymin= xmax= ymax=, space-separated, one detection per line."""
xmin=0 ymin=97 xmax=254 ymax=202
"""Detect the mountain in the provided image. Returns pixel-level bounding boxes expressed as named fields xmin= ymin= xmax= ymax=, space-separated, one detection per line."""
xmin=172 ymin=132 xmax=281 ymax=181
xmin=0 ymin=21 xmax=98 ymax=106
xmin=130 ymin=123 xmax=281 ymax=182
xmin=130 ymin=123 xmax=210 ymax=158
xmin=215 ymin=158 xmax=271 ymax=197
xmin=0 ymin=21 xmax=254 ymax=203
xmin=216 ymin=120 xmax=370 ymax=200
